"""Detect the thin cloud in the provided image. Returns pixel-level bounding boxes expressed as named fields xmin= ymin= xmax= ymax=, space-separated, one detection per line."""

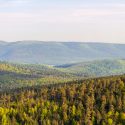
xmin=79 ymin=3 xmax=125 ymax=8
xmin=0 ymin=13 xmax=46 ymax=19
xmin=72 ymin=9 xmax=125 ymax=16
xmin=73 ymin=13 xmax=79 ymax=17
xmin=1 ymin=1 xmax=29 ymax=7
xmin=0 ymin=2 xmax=125 ymax=24
xmin=105 ymin=3 xmax=125 ymax=7
xmin=0 ymin=10 xmax=125 ymax=24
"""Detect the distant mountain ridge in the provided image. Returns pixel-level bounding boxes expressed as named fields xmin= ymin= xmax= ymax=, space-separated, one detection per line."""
xmin=1 ymin=41 xmax=125 ymax=65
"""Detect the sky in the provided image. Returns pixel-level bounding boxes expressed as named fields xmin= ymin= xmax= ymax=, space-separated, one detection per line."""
xmin=0 ymin=0 xmax=125 ymax=43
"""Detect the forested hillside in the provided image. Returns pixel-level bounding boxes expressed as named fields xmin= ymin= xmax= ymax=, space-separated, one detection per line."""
xmin=0 ymin=74 xmax=125 ymax=124
xmin=0 ymin=60 xmax=74 ymax=73
xmin=0 ymin=63 xmax=91 ymax=90
xmin=2 ymin=59 xmax=125 ymax=77
xmin=1 ymin=41 xmax=125 ymax=65
xmin=55 ymin=59 xmax=125 ymax=76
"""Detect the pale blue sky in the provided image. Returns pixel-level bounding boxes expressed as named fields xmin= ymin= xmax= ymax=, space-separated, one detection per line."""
xmin=0 ymin=0 xmax=125 ymax=43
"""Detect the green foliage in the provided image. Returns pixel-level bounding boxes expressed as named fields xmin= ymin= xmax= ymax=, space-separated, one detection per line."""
xmin=107 ymin=118 xmax=113 ymax=125
xmin=71 ymin=105 xmax=76 ymax=117
xmin=119 ymin=81 xmax=124 ymax=90
xmin=1 ymin=73 xmax=125 ymax=124
xmin=3 ymin=58 xmax=125 ymax=76
xmin=107 ymin=111 xmax=112 ymax=118
xmin=0 ymin=63 xmax=90 ymax=90
xmin=91 ymin=117 xmax=95 ymax=123
xmin=54 ymin=59 xmax=125 ymax=76
xmin=119 ymin=113 xmax=125 ymax=124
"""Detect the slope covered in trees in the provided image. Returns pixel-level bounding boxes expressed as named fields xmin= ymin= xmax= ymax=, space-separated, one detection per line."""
xmin=1 ymin=74 xmax=125 ymax=124
xmin=0 ymin=63 xmax=92 ymax=90
xmin=2 ymin=59 xmax=125 ymax=77
xmin=0 ymin=60 xmax=74 ymax=73
xmin=1 ymin=41 xmax=125 ymax=65
xmin=55 ymin=59 xmax=125 ymax=76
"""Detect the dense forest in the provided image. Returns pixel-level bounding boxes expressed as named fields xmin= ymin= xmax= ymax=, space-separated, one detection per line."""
xmin=1 ymin=74 xmax=125 ymax=124
xmin=0 ymin=63 xmax=92 ymax=90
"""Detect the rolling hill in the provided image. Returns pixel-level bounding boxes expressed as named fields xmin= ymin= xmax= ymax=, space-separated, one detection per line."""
xmin=0 ymin=60 xmax=75 ymax=73
xmin=1 ymin=59 xmax=125 ymax=76
xmin=54 ymin=59 xmax=125 ymax=76
xmin=1 ymin=41 xmax=125 ymax=65
xmin=0 ymin=63 xmax=93 ymax=91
